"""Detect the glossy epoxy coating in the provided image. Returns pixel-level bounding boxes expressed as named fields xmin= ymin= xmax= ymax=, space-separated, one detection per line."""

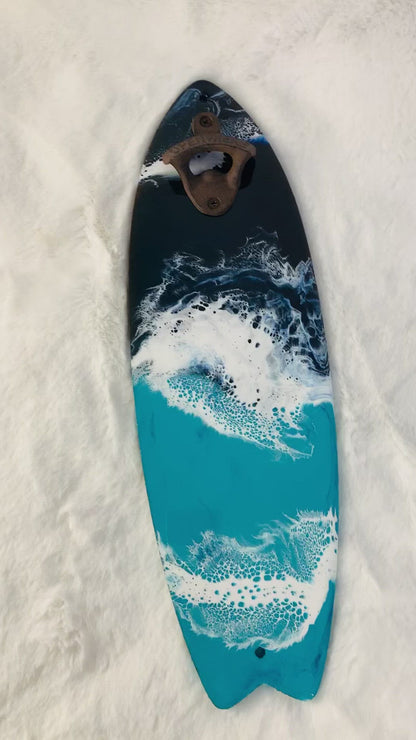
xmin=128 ymin=80 xmax=338 ymax=708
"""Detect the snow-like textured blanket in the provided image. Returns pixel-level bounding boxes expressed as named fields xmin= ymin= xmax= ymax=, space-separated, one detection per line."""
xmin=1 ymin=1 xmax=415 ymax=737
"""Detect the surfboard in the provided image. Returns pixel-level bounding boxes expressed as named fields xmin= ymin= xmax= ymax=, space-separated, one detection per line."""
xmin=128 ymin=80 xmax=338 ymax=709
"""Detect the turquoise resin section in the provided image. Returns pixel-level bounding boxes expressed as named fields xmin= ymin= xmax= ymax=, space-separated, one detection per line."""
xmin=132 ymin=379 xmax=337 ymax=707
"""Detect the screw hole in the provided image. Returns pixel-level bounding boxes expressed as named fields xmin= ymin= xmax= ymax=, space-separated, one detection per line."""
xmin=207 ymin=197 xmax=220 ymax=210
xmin=199 ymin=115 xmax=213 ymax=128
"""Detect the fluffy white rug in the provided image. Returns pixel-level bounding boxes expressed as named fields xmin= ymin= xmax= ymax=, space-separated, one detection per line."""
xmin=1 ymin=1 xmax=415 ymax=737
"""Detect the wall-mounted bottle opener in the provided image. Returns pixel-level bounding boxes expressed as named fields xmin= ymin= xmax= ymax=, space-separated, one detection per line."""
xmin=162 ymin=111 xmax=256 ymax=216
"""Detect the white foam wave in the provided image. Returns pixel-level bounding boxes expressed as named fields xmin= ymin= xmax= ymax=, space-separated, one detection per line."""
xmin=131 ymin=240 xmax=333 ymax=455
xmin=132 ymin=298 xmax=331 ymax=456
xmin=158 ymin=510 xmax=338 ymax=650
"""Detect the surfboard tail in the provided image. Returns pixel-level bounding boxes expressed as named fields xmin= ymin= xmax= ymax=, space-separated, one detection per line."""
xmin=199 ymin=666 xmax=324 ymax=710
xmin=179 ymin=583 xmax=335 ymax=708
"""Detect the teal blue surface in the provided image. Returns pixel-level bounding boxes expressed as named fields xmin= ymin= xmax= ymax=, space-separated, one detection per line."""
xmin=133 ymin=379 xmax=338 ymax=707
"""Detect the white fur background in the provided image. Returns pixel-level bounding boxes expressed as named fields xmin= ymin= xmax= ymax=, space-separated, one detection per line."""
xmin=1 ymin=1 xmax=415 ymax=738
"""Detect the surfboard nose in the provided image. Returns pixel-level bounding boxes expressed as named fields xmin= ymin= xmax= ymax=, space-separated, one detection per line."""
xmin=174 ymin=79 xmax=231 ymax=111
xmin=187 ymin=79 xmax=223 ymax=94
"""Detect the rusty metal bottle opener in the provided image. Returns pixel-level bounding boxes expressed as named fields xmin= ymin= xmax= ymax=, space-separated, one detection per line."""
xmin=162 ymin=112 xmax=256 ymax=216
